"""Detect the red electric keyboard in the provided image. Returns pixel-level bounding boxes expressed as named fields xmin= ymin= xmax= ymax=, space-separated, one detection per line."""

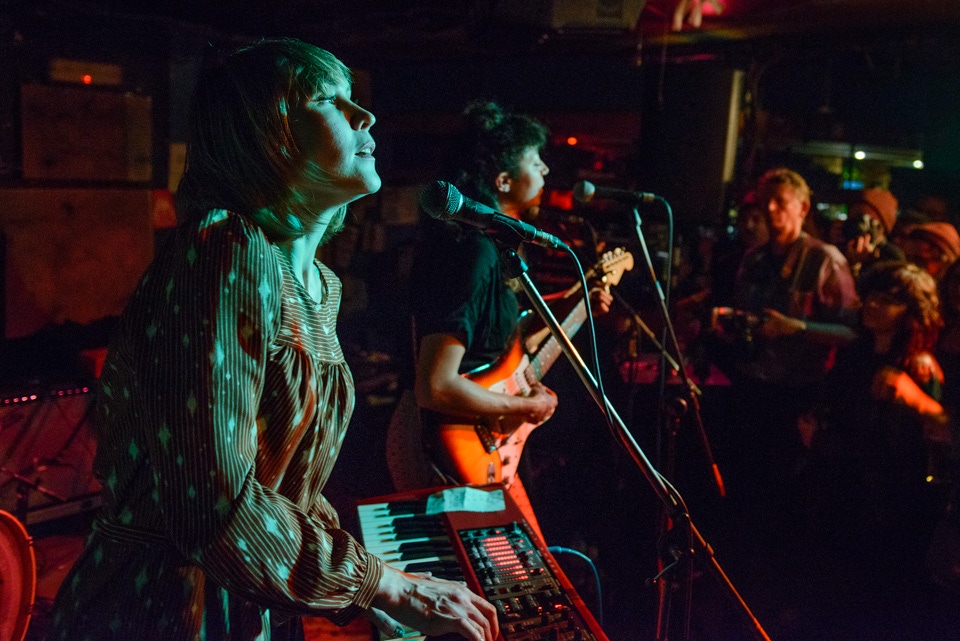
xmin=357 ymin=484 xmax=609 ymax=641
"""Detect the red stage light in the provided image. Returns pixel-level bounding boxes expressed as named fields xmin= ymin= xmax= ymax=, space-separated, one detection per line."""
xmin=547 ymin=190 xmax=574 ymax=211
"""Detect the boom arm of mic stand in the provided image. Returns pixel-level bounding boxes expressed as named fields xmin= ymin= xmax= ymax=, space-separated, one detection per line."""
xmin=611 ymin=290 xmax=702 ymax=397
xmin=629 ymin=207 xmax=723 ymax=498
xmin=498 ymin=247 xmax=772 ymax=641
xmin=497 ymin=248 xmax=678 ymax=513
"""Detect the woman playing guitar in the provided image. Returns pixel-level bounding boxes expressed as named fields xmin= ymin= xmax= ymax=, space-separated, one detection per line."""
xmin=398 ymin=101 xmax=613 ymax=541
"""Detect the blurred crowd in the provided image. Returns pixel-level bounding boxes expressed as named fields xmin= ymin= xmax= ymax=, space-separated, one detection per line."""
xmin=673 ymin=167 xmax=960 ymax=596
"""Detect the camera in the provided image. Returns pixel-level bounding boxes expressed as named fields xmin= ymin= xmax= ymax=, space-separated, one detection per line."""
xmin=711 ymin=307 xmax=764 ymax=355
xmin=841 ymin=213 xmax=884 ymax=248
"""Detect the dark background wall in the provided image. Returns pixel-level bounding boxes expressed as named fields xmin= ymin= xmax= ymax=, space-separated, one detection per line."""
xmin=1 ymin=0 xmax=960 ymax=366
xmin=3 ymin=6 xmax=960 ymax=641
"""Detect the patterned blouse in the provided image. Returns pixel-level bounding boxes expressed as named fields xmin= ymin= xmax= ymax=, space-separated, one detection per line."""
xmin=49 ymin=209 xmax=383 ymax=640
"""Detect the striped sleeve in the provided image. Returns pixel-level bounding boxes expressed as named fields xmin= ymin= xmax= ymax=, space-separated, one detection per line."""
xmin=135 ymin=212 xmax=381 ymax=618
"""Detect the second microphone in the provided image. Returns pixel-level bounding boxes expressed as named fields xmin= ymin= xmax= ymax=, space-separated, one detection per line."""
xmin=419 ymin=181 xmax=568 ymax=250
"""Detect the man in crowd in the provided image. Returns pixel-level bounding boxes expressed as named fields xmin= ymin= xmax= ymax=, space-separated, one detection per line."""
xmin=719 ymin=167 xmax=859 ymax=533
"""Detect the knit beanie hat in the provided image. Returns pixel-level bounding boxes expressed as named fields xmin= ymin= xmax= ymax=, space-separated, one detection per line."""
xmin=906 ymin=222 xmax=960 ymax=262
xmin=855 ymin=188 xmax=898 ymax=233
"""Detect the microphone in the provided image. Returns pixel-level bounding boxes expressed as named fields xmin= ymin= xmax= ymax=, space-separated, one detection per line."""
xmin=419 ymin=181 xmax=568 ymax=250
xmin=573 ymin=180 xmax=657 ymax=205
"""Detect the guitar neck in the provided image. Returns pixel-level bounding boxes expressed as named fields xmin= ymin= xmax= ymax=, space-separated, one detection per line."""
xmin=525 ymin=300 xmax=588 ymax=384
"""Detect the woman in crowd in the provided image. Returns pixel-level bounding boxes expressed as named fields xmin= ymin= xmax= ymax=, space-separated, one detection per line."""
xmin=48 ymin=38 xmax=497 ymax=641
xmin=808 ymin=261 xmax=950 ymax=585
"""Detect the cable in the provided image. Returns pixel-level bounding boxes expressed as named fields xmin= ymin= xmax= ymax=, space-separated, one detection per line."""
xmin=559 ymin=247 xmax=611 ymax=430
xmin=547 ymin=546 xmax=604 ymax=626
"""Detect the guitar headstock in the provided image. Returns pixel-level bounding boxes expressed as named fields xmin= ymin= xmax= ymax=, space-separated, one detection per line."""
xmin=587 ymin=247 xmax=635 ymax=288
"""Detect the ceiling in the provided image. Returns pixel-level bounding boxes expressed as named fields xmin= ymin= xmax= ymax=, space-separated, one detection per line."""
xmin=5 ymin=1 xmax=959 ymax=205
xmin=42 ymin=0 xmax=960 ymax=62
xmin=643 ymin=0 xmax=960 ymax=41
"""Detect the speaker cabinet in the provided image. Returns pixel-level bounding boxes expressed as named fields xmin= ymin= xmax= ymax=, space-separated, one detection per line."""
xmin=636 ymin=61 xmax=744 ymax=223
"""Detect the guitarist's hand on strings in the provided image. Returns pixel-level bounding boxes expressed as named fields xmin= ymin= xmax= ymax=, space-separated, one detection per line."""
xmin=416 ymin=333 xmax=559 ymax=425
xmin=588 ymin=286 xmax=613 ymax=316
xmin=523 ymin=382 xmax=558 ymax=424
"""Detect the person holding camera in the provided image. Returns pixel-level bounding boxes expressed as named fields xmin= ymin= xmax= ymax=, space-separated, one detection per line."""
xmin=716 ymin=168 xmax=859 ymax=538
xmin=730 ymin=168 xmax=859 ymax=386
xmin=842 ymin=187 xmax=905 ymax=279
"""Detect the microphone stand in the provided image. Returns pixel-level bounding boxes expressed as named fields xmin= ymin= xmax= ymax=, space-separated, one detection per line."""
xmin=611 ymin=290 xmax=701 ymax=397
xmin=627 ymin=206 xmax=725 ymax=498
xmin=627 ymin=202 xmax=728 ymax=640
xmin=495 ymin=246 xmax=770 ymax=641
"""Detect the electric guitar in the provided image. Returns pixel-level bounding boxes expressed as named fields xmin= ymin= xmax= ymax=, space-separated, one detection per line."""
xmin=432 ymin=247 xmax=634 ymax=488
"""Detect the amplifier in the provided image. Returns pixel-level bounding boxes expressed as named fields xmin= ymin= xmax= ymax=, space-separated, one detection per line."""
xmin=0 ymin=385 xmax=101 ymax=522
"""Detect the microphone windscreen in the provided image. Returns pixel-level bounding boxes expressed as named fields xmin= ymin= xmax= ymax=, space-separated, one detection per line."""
xmin=419 ymin=181 xmax=461 ymax=220
xmin=572 ymin=181 xmax=596 ymax=203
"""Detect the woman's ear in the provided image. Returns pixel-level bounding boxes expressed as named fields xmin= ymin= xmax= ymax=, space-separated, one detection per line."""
xmin=495 ymin=172 xmax=511 ymax=193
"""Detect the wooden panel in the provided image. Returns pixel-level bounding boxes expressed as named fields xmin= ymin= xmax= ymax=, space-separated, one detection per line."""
xmin=0 ymin=188 xmax=154 ymax=338
xmin=20 ymin=84 xmax=152 ymax=182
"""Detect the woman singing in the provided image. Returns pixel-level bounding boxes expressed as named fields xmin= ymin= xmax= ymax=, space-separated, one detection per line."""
xmin=48 ymin=38 xmax=497 ymax=641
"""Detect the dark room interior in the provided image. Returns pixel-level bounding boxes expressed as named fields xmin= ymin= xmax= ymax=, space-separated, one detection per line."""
xmin=2 ymin=2 xmax=960 ymax=640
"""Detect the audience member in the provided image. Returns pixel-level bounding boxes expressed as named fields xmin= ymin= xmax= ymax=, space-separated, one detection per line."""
xmin=709 ymin=190 xmax=769 ymax=307
xmin=900 ymin=221 xmax=960 ymax=280
xmin=911 ymin=194 xmax=952 ymax=224
xmin=841 ymin=187 xmax=905 ymax=279
xmin=807 ymin=261 xmax=950 ymax=587
xmin=933 ymin=259 xmax=960 ymax=506
xmin=937 ymin=258 xmax=960 ymax=413
xmin=730 ymin=168 xmax=859 ymax=386
xmin=712 ymin=167 xmax=859 ymax=536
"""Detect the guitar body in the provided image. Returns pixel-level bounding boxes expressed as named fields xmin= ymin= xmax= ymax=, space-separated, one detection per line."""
xmin=428 ymin=247 xmax=634 ymax=490
xmin=434 ymin=333 xmax=539 ymax=488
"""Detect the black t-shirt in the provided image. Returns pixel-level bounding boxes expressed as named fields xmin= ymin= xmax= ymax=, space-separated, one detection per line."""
xmin=812 ymin=338 xmax=944 ymax=570
xmin=410 ymin=221 xmax=520 ymax=373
